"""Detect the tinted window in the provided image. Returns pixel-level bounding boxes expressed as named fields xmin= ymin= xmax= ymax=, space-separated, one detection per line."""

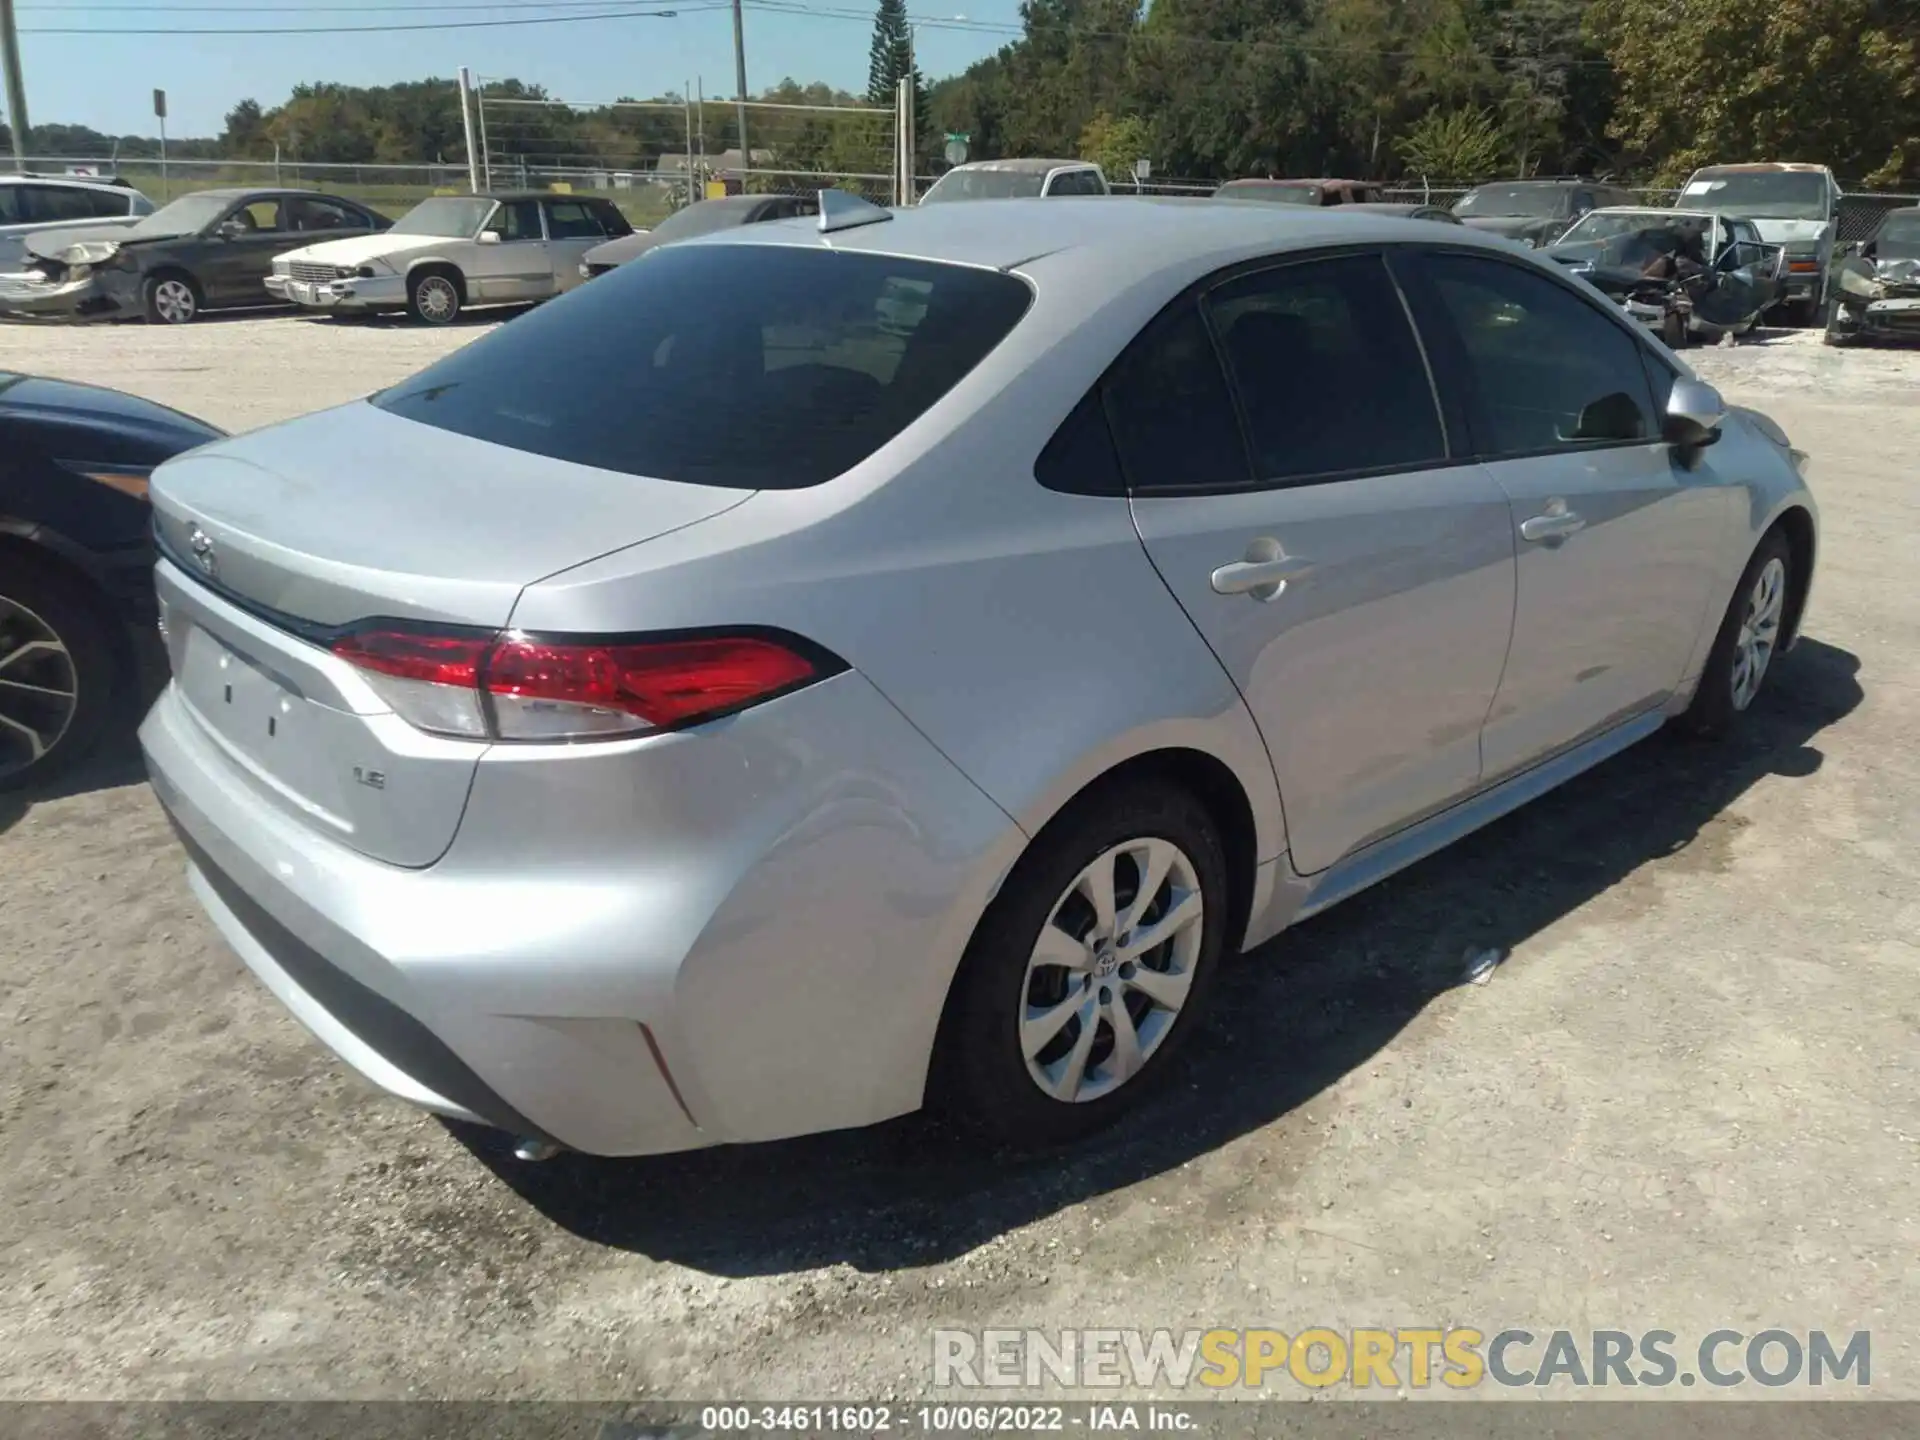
xmin=1419 ymin=252 xmax=1658 ymax=455
xmin=590 ymin=199 xmax=635 ymax=236
xmin=0 ymin=185 xmax=21 ymax=223
xmin=1046 ymin=169 xmax=1103 ymax=197
xmin=1205 ymin=254 xmax=1445 ymax=482
xmin=1454 ymin=185 xmax=1567 ymax=218
xmin=1101 ymin=300 xmax=1249 ymax=492
xmin=28 ymin=185 xmax=126 ymax=221
xmin=493 ymin=200 xmax=542 ymax=241
xmin=546 ymin=200 xmax=605 ymax=239
xmin=1035 ymin=390 xmax=1125 ymax=496
xmin=288 ymin=196 xmax=365 ymax=232
xmin=374 ymin=245 xmax=1032 ymax=488
xmin=651 ymin=200 xmax=761 ymax=240
xmin=1877 ymin=211 xmax=1920 ymax=259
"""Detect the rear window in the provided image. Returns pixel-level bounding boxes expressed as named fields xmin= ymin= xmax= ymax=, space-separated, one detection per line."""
xmin=372 ymin=243 xmax=1033 ymax=488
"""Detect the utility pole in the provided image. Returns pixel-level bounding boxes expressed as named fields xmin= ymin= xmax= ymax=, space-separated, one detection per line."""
xmin=0 ymin=0 xmax=30 ymax=171
xmin=457 ymin=67 xmax=481 ymax=193
xmin=730 ymin=0 xmax=748 ymax=179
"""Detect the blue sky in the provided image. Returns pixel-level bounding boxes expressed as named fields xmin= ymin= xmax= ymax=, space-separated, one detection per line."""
xmin=15 ymin=1 xmax=1017 ymax=138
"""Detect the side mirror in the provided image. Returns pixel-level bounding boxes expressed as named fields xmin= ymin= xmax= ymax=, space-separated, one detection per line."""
xmin=1663 ymin=377 xmax=1725 ymax=449
xmin=477 ymin=230 xmax=502 ymax=245
xmin=216 ymin=220 xmax=246 ymax=240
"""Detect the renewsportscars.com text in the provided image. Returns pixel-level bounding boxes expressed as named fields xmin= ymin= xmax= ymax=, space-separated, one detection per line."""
xmin=932 ymin=1327 xmax=1871 ymax=1391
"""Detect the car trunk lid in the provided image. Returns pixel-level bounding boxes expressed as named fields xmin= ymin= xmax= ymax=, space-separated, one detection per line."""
xmin=150 ymin=400 xmax=754 ymax=866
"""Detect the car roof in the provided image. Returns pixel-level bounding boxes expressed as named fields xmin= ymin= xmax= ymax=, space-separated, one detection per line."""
xmin=1218 ymin=177 xmax=1367 ymax=188
xmin=701 ymin=194 xmax=1522 ymax=282
xmin=945 ymin=159 xmax=1089 ymax=174
xmin=1586 ymin=206 xmax=1724 ymax=220
xmin=470 ymin=190 xmax=596 ymax=203
xmin=1688 ymin=162 xmax=1833 ymax=175
xmin=0 ymin=173 xmax=135 ymax=192
xmin=171 ymin=186 xmax=347 ymax=200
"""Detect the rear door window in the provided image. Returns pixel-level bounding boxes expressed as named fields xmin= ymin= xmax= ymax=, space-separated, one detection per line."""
xmin=1204 ymin=254 xmax=1447 ymax=482
xmin=26 ymin=185 xmax=128 ymax=221
xmin=545 ymin=200 xmax=606 ymax=239
xmin=373 ymin=245 xmax=1032 ymax=488
xmin=1101 ymin=299 xmax=1250 ymax=492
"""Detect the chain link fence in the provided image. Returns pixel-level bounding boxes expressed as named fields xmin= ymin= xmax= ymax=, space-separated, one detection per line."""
xmin=15 ymin=156 xmax=470 ymax=214
xmin=473 ymin=90 xmax=895 ymax=224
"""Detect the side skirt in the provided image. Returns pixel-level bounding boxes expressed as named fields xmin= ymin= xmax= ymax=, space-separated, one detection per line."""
xmin=1272 ymin=708 xmax=1668 ymax=933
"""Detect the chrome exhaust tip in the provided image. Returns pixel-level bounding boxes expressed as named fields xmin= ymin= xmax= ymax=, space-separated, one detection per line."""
xmin=512 ymin=1137 xmax=564 ymax=1162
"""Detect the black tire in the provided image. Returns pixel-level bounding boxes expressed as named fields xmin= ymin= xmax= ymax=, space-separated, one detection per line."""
xmin=406 ymin=268 xmax=463 ymax=326
xmin=934 ymin=778 xmax=1230 ymax=1148
xmin=1679 ymin=530 xmax=1793 ymax=739
xmin=142 ymin=270 xmax=203 ymax=325
xmin=1782 ymin=297 xmax=1819 ymax=329
xmin=0 ymin=550 xmax=123 ymax=791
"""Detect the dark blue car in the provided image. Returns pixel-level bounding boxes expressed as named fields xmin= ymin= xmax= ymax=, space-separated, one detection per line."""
xmin=1 ymin=373 xmax=223 ymax=787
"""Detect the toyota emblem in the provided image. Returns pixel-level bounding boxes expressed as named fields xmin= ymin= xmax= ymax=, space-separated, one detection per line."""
xmin=187 ymin=523 xmax=217 ymax=577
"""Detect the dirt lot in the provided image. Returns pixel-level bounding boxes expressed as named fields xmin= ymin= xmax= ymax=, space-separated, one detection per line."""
xmin=1 ymin=315 xmax=1917 ymax=1402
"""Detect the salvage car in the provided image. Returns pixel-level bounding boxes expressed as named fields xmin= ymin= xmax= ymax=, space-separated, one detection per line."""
xmin=920 ymin=159 xmax=1109 ymax=203
xmin=1214 ymin=178 xmax=1382 ymax=206
xmin=268 ymin=191 xmax=632 ymax=324
xmin=579 ymin=192 xmax=812 ymax=279
xmin=1543 ymin=206 xmax=1782 ymax=346
xmin=1451 ymin=178 xmax=1639 ymax=248
xmin=0 ymin=174 xmax=154 ymax=269
xmin=140 ymin=195 xmax=1816 ymax=1160
xmin=1824 ymin=206 xmax=1920 ymax=346
xmin=0 ymin=188 xmax=389 ymax=324
xmin=1676 ymin=163 xmax=1842 ymax=326
xmin=1 ymin=373 xmax=223 ymax=787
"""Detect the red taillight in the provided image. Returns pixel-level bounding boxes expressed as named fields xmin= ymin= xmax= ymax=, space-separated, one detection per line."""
xmin=487 ymin=635 xmax=820 ymax=729
xmin=330 ymin=626 xmax=834 ymax=741
xmin=1787 ymin=260 xmax=1819 ymax=272
xmin=331 ymin=629 xmax=490 ymax=688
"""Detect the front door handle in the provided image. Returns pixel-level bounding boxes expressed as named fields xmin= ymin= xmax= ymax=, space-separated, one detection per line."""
xmin=1520 ymin=506 xmax=1586 ymax=543
xmin=1210 ymin=548 xmax=1315 ymax=601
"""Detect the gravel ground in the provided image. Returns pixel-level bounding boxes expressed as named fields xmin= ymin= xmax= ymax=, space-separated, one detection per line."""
xmin=1 ymin=315 xmax=1917 ymax=1402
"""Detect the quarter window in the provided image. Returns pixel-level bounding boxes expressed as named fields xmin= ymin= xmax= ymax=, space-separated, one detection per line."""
xmin=1417 ymin=252 xmax=1659 ymax=456
xmin=1204 ymin=254 xmax=1447 ymax=482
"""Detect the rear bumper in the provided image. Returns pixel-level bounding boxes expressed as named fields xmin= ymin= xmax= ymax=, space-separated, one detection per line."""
xmin=140 ymin=643 xmax=1022 ymax=1157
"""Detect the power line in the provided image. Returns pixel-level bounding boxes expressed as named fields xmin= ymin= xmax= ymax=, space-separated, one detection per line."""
xmin=19 ymin=1 xmax=707 ymax=32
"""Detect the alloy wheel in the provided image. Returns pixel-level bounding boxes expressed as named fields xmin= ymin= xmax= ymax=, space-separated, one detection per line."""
xmin=152 ymin=278 xmax=196 ymax=323
xmin=0 ymin=595 xmax=80 ymax=782
xmin=1730 ymin=556 xmax=1786 ymax=712
xmin=414 ymin=276 xmax=458 ymax=323
xmin=1019 ymin=836 xmax=1204 ymax=1104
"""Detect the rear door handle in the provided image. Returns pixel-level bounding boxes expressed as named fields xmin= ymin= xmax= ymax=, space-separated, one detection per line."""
xmin=1210 ymin=551 xmax=1315 ymax=600
xmin=1520 ymin=508 xmax=1586 ymax=543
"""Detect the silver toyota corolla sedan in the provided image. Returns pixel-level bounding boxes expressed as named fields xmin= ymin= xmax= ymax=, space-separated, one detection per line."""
xmin=140 ymin=195 xmax=1817 ymax=1158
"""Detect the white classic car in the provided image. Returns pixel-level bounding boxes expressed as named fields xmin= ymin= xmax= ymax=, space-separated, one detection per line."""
xmin=266 ymin=190 xmax=635 ymax=324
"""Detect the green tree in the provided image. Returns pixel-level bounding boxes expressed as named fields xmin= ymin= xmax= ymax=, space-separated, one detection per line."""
xmin=1395 ymin=105 xmax=1507 ymax=180
xmin=1078 ymin=110 xmax=1155 ymax=182
xmin=1587 ymin=0 xmax=1920 ymax=184
xmin=867 ymin=0 xmax=929 ymax=150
